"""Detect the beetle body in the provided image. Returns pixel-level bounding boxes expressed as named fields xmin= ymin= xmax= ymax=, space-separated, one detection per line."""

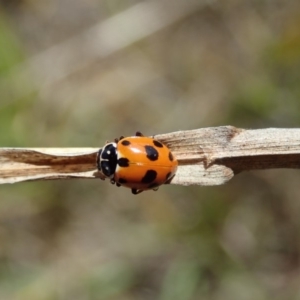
xmin=97 ymin=133 xmax=177 ymax=194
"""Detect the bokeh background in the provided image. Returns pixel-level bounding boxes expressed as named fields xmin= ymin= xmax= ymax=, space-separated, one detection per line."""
xmin=1 ymin=0 xmax=300 ymax=299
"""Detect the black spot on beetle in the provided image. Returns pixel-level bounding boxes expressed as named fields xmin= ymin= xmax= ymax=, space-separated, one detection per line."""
xmin=141 ymin=170 xmax=157 ymax=183
xmin=168 ymin=151 xmax=174 ymax=161
xmin=121 ymin=140 xmax=131 ymax=146
xmin=118 ymin=178 xmax=127 ymax=184
xmin=145 ymin=146 xmax=159 ymax=161
xmin=118 ymin=158 xmax=130 ymax=167
xmin=153 ymin=140 xmax=163 ymax=148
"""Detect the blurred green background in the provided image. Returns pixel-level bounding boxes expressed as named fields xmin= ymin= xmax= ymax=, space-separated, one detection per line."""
xmin=1 ymin=0 xmax=300 ymax=299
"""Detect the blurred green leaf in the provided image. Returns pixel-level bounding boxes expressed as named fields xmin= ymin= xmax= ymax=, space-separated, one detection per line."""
xmin=160 ymin=259 xmax=202 ymax=300
xmin=85 ymin=261 xmax=135 ymax=299
xmin=0 ymin=11 xmax=23 ymax=74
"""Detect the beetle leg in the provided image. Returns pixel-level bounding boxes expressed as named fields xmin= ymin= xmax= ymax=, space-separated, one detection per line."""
xmin=165 ymin=174 xmax=175 ymax=184
xmin=131 ymin=188 xmax=143 ymax=195
xmin=135 ymin=131 xmax=143 ymax=137
xmin=115 ymin=136 xmax=124 ymax=142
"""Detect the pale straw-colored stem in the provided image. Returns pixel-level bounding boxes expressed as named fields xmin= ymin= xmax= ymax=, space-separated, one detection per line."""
xmin=1 ymin=126 xmax=300 ymax=186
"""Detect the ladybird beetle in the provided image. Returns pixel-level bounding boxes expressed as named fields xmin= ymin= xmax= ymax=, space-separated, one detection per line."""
xmin=97 ymin=132 xmax=178 ymax=194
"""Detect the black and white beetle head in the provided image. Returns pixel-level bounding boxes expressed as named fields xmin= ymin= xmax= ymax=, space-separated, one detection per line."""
xmin=97 ymin=142 xmax=117 ymax=178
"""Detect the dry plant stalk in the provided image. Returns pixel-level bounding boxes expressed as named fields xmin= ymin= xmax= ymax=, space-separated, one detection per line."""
xmin=0 ymin=126 xmax=300 ymax=186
